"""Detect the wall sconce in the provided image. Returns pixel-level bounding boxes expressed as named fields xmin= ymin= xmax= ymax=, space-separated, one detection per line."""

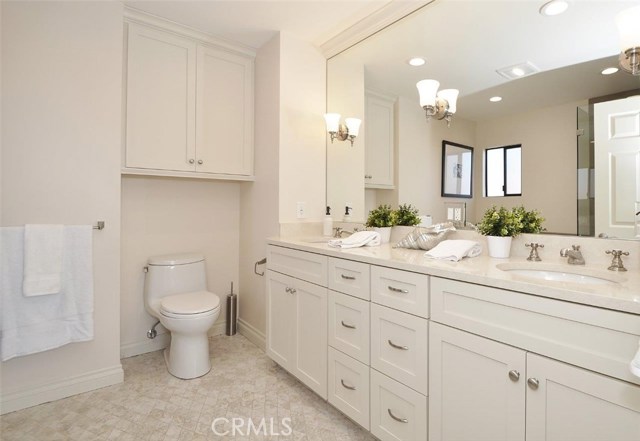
xmin=416 ymin=80 xmax=459 ymax=127
xmin=616 ymin=5 xmax=640 ymax=76
xmin=324 ymin=113 xmax=362 ymax=146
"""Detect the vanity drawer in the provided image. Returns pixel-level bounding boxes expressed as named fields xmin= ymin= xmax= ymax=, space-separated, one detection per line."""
xmin=267 ymin=245 xmax=327 ymax=286
xmin=371 ymin=266 xmax=429 ymax=317
xmin=370 ymin=368 xmax=428 ymax=441
xmin=328 ymin=290 xmax=370 ymax=364
xmin=328 ymin=257 xmax=370 ymax=300
xmin=431 ymin=277 xmax=640 ymax=385
xmin=328 ymin=347 xmax=370 ymax=430
xmin=371 ymin=303 xmax=428 ymax=394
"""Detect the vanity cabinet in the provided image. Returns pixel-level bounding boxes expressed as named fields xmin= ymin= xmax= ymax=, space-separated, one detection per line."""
xmin=124 ymin=21 xmax=254 ymax=180
xmin=365 ymin=91 xmax=395 ymax=189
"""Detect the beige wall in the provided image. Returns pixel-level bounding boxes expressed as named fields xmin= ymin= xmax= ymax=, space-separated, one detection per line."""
xmin=1 ymin=1 xmax=123 ymax=411
xmin=120 ymin=176 xmax=240 ymax=357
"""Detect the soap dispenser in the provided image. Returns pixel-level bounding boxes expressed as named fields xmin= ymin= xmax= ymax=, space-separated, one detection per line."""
xmin=323 ymin=206 xmax=333 ymax=236
xmin=343 ymin=206 xmax=353 ymax=223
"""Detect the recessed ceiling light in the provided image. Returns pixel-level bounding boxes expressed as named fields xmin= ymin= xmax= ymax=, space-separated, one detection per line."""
xmin=511 ymin=67 xmax=525 ymax=77
xmin=540 ymin=0 xmax=569 ymax=17
xmin=601 ymin=67 xmax=619 ymax=75
xmin=408 ymin=57 xmax=426 ymax=67
xmin=490 ymin=96 xmax=503 ymax=102
xmin=496 ymin=62 xmax=540 ymax=80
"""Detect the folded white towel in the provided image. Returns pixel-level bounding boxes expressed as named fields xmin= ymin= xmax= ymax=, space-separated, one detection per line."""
xmin=23 ymin=224 xmax=64 ymax=296
xmin=425 ymin=240 xmax=482 ymax=262
xmin=631 ymin=341 xmax=640 ymax=378
xmin=328 ymin=231 xmax=381 ymax=249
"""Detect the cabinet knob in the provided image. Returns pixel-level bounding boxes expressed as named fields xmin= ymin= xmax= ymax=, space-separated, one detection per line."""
xmin=188 ymin=159 xmax=195 ymax=164
xmin=289 ymin=288 xmax=296 ymax=294
xmin=527 ymin=378 xmax=540 ymax=390
xmin=285 ymin=287 xmax=291 ymax=293
xmin=508 ymin=370 xmax=520 ymax=382
xmin=197 ymin=159 xmax=203 ymax=165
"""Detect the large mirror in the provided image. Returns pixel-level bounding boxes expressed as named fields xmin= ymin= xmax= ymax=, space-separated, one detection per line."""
xmin=326 ymin=0 xmax=640 ymax=240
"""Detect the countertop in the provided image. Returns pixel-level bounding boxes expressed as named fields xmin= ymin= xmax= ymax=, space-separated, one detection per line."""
xmin=267 ymin=237 xmax=640 ymax=315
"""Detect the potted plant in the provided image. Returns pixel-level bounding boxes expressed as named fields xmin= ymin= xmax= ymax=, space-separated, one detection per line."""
xmin=513 ymin=206 xmax=546 ymax=234
xmin=476 ymin=206 xmax=523 ymax=258
xmin=392 ymin=204 xmax=420 ymax=242
xmin=366 ymin=204 xmax=397 ymax=243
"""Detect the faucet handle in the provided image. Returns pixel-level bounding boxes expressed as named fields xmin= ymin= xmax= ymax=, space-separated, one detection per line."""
xmin=605 ymin=249 xmax=629 ymax=257
xmin=605 ymin=249 xmax=629 ymax=272
xmin=525 ymin=243 xmax=544 ymax=261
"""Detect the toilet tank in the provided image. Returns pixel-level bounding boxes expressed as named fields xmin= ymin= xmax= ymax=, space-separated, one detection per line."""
xmin=144 ymin=253 xmax=208 ymax=311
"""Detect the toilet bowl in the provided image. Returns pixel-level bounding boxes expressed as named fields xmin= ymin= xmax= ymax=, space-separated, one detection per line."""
xmin=144 ymin=254 xmax=220 ymax=379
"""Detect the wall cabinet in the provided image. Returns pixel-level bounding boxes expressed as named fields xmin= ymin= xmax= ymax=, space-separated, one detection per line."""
xmin=365 ymin=91 xmax=395 ymax=188
xmin=124 ymin=21 xmax=254 ymax=180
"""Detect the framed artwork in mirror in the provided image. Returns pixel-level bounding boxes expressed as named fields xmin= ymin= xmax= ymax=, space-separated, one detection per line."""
xmin=441 ymin=140 xmax=473 ymax=198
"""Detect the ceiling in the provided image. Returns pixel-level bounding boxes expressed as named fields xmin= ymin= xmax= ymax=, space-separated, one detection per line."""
xmin=124 ymin=0 xmax=394 ymax=49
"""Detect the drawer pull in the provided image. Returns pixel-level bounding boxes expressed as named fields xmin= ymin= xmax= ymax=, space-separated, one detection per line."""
xmin=341 ymin=274 xmax=356 ymax=280
xmin=527 ymin=378 xmax=540 ymax=390
xmin=388 ymin=340 xmax=409 ymax=350
xmin=387 ymin=285 xmax=409 ymax=294
xmin=508 ymin=370 xmax=520 ymax=382
xmin=340 ymin=379 xmax=356 ymax=390
xmin=341 ymin=320 xmax=356 ymax=329
xmin=387 ymin=409 xmax=408 ymax=423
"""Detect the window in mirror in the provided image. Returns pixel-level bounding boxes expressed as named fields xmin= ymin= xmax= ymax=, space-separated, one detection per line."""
xmin=485 ymin=145 xmax=522 ymax=197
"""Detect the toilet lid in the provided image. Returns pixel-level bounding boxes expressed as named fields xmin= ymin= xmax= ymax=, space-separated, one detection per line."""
xmin=160 ymin=291 xmax=220 ymax=315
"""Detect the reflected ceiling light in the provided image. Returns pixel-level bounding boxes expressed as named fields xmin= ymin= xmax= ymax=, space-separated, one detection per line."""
xmin=496 ymin=61 xmax=540 ymax=80
xmin=489 ymin=96 xmax=503 ymax=102
xmin=601 ymin=67 xmax=619 ymax=75
xmin=324 ymin=113 xmax=361 ymax=146
xmin=616 ymin=5 xmax=640 ymax=76
xmin=416 ymin=80 xmax=459 ymax=127
xmin=408 ymin=57 xmax=426 ymax=66
xmin=539 ymin=0 xmax=569 ymax=17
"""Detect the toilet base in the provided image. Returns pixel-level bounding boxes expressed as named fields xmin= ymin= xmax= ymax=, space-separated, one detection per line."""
xmin=163 ymin=332 xmax=212 ymax=379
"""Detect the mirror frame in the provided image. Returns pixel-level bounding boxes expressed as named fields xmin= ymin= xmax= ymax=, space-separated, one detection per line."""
xmin=441 ymin=140 xmax=473 ymax=199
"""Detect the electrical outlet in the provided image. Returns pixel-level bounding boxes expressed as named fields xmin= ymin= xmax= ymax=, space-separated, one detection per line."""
xmin=296 ymin=202 xmax=306 ymax=219
xmin=454 ymin=208 xmax=462 ymax=221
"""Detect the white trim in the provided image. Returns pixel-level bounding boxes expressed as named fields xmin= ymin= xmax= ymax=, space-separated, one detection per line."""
xmin=120 ymin=332 xmax=171 ymax=359
xmin=319 ymin=0 xmax=433 ymax=59
xmin=121 ymin=167 xmax=255 ymax=182
xmin=0 ymin=365 xmax=123 ymax=415
xmin=238 ymin=318 xmax=266 ymax=351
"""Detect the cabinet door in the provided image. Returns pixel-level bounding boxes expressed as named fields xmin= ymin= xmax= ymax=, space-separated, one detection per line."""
xmin=429 ymin=322 xmax=526 ymax=441
xmin=126 ymin=23 xmax=196 ymax=171
xmin=328 ymin=347 xmax=370 ymax=429
xmin=526 ymin=353 xmax=640 ymax=441
xmin=196 ymin=45 xmax=254 ymax=175
xmin=365 ymin=91 xmax=395 ymax=188
xmin=328 ymin=290 xmax=370 ymax=364
xmin=266 ymin=270 xmax=295 ymax=370
xmin=293 ymin=278 xmax=328 ymax=399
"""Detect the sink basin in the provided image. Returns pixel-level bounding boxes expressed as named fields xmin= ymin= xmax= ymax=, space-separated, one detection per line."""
xmin=496 ymin=263 xmax=621 ymax=286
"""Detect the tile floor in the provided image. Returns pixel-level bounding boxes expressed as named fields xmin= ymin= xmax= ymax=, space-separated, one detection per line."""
xmin=0 ymin=334 xmax=374 ymax=440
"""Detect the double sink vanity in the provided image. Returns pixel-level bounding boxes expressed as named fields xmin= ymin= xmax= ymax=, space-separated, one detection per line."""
xmin=265 ymin=236 xmax=640 ymax=441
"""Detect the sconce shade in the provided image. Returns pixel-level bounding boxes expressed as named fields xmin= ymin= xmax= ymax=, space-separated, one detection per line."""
xmin=616 ymin=5 xmax=640 ymax=51
xmin=324 ymin=113 xmax=341 ymax=132
xmin=345 ymin=118 xmax=362 ymax=137
xmin=416 ymin=79 xmax=440 ymax=107
xmin=438 ymin=89 xmax=459 ymax=114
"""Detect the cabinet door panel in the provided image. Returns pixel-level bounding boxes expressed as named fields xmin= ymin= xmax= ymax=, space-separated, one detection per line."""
xmin=266 ymin=270 xmax=294 ymax=370
xmin=126 ymin=23 xmax=196 ymax=171
xmin=196 ymin=45 xmax=253 ymax=175
xmin=328 ymin=291 xmax=370 ymax=364
xmin=429 ymin=322 xmax=526 ymax=441
xmin=365 ymin=91 xmax=395 ymax=188
xmin=328 ymin=348 xmax=370 ymax=429
xmin=526 ymin=353 xmax=640 ymax=441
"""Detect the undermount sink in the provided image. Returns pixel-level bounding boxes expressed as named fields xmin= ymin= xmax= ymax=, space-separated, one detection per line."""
xmin=496 ymin=263 xmax=622 ymax=286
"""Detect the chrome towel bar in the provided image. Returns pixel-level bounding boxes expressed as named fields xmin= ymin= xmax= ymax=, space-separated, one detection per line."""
xmin=93 ymin=221 xmax=105 ymax=230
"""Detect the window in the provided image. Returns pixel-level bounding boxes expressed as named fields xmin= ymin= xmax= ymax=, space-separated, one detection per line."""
xmin=484 ymin=145 xmax=522 ymax=197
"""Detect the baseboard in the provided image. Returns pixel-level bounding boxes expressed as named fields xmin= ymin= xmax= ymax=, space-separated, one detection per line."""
xmin=0 ymin=364 xmax=123 ymax=415
xmin=238 ymin=318 xmax=265 ymax=351
xmin=120 ymin=332 xmax=171 ymax=359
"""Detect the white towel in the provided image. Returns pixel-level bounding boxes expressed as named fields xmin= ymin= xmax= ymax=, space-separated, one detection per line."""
xmin=328 ymin=231 xmax=381 ymax=249
xmin=23 ymin=224 xmax=64 ymax=296
xmin=425 ymin=240 xmax=482 ymax=262
xmin=1 ymin=226 xmax=94 ymax=362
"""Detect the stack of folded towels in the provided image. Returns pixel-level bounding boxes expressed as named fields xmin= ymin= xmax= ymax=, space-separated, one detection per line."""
xmin=328 ymin=231 xmax=381 ymax=249
xmin=424 ymin=240 xmax=482 ymax=262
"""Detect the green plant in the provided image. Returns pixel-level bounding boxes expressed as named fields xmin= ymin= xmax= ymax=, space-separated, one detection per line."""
xmin=476 ymin=206 xmax=523 ymax=237
xmin=366 ymin=204 xmax=397 ymax=228
xmin=394 ymin=204 xmax=420 ymax=226
xmin=513 ymin=206 xmax=546 ymax=234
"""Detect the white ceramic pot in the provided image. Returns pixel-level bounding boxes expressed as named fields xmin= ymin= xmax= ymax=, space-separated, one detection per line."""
xmin=391 ymin=225 xmax=416 ymax=243
xmin=373 ymin=227 xmax=392 ymax=244
xmin=486 ymin=235 xmax=513 ymax=258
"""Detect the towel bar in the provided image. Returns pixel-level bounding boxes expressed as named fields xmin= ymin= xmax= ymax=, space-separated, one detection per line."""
xmin=93 ymin=221 xmax=105 ymax=230
xmin=254 ymin=258 xmax=266 ymax=276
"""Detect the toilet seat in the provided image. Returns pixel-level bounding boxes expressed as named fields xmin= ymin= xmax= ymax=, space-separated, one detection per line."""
xmin=160 ymin=291 xmax=220 ymax=317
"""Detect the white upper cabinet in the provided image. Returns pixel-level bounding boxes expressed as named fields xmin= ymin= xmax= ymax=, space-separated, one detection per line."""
xmin=124 ymin=19 xmax=254 ymax=180
xmin=365 ymin=90 xmax=395 ymax=188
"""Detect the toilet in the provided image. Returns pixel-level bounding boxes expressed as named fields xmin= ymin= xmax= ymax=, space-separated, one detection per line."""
xmin=144 ymin=253 xmax=220 ymax=379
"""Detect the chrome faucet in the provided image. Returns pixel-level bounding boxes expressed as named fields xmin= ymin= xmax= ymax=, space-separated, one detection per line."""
xmin=605 ymin=249 xmax=629 ymax=272
xmin=560 ymin=245 xmax=585 ymax=265
xmin=525 ymin=243 xmax=544 ymax=261
xmin=333 ymin=226 xmax=362 ymax=238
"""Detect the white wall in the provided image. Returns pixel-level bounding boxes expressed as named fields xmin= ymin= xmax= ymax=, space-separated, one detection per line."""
xmin=120 ymin=176 xmax=240 ymax=357
xmin=1 ymin=1 xmax=123 ymax=412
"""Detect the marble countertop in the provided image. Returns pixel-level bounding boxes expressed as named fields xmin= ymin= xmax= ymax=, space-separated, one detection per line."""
xmin=267 ymin=237 xmax=640 ymax=315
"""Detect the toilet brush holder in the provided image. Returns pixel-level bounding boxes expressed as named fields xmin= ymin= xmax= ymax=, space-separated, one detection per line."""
xmin=226 ymin=282 xmax=237 ymax=336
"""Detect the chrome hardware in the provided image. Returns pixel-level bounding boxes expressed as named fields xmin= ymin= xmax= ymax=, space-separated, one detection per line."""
xmin=605 ymin=249 xmax=629 ymax=272
xmin=341 ymin=379 xmax=356 ymax=390
xmin=341 ymin=320 xmax=356 ymax=329
xmin=527 ymin=378 xmax=540 ymax=390
xmin=197 ymin=159 xmax=203 ymax=165
xmin=254 ymin=258 xmax=266 ymax=276
xmin=560 ymin=245 xmax=585 ymax=265
xmin=285 ymin=287 xmax=291 ymax=293
xmin=388 ymin=409 xmax=408 ymax=423
xmin=290 ymin=288 xmax=296 ymax=294
xmin=365 ymin=174 xmax=372 ymax=179
xmin=93 ymin=221 xmax=105 ymax=230
xmin=525 ymin=243 xmax=544 ymax=261
xmin=341 ymin=274 xmax=356 ymax=280
xmin=388 ymin=286 xmax=409 ymax=294
xmin=388 ymin=340 xmax=409 ymax=350
xmin=189 ymin=159 xmax=195 ymax=164
xmin=333 ymin=227 xmax=356 ymax=238
xmin=146 ymin=320 xmax=160 ymax=339
xmin=508 ymin=370 xmax=520 ymax=382
xmin=143 ymin=266 xmax=148 ymax=273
